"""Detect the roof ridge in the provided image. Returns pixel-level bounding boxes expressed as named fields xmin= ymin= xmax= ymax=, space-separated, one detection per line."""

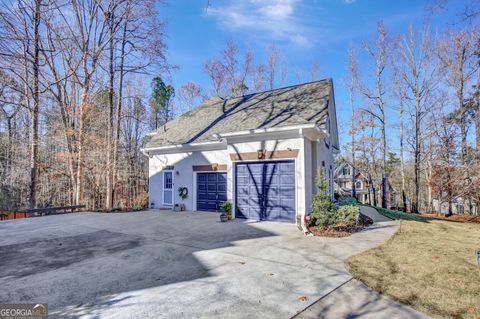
xmin=201 ymin=78 xmax=333 ymax=105
xmin=242 ymin=78 xmax=332 ymax=97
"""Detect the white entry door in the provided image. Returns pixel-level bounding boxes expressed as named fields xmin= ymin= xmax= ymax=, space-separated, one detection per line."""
xmin=162 ymin=171 xmax=174 ymax=205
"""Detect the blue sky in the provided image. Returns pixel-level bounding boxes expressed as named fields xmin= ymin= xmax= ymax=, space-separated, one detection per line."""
xmin=160 ymin=0 xmax=469 ymax=151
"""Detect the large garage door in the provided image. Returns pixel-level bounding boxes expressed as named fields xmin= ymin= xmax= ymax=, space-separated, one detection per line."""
xmin=197 ymin=172 xmax=227 ymax=212
xmin=235 ymin=161 xmax=295 ymax=222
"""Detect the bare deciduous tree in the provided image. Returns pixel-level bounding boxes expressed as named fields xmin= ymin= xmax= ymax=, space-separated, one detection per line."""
xmin=347 ymin=46 xmax=358 ymax=198
xmin=178 ymin=82 xmax=202 ymax=113
xmin=397 ymin=25 xmax=438 ymax=214
xmin=267 ymin=44 xmax=279 ymax=90
xmin=361 ymin=20 xmax=389 ymax=208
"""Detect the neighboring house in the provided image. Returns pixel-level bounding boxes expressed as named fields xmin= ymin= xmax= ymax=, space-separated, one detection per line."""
xmin=432 ymin=198 xmax=478 ymax=215
xmin=142 ymin=79 xmax=340 ymax=227
xmin=334 ymin=161 xmax=396 ymax=208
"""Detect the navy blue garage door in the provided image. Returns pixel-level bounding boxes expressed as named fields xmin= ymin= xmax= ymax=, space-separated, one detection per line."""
xmin=235 ymin=161 xmax=296 ymax=222
xmin=197 ymin=172 xmax=227 ymax=212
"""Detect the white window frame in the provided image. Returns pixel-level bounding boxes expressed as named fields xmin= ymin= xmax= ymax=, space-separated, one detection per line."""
xmin=162 ymin=170 xmax=174 ymax=206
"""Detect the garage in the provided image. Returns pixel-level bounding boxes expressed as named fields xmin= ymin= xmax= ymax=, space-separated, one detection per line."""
xmin=235 ymin=161 xmax=296 ymax=222
xmin=196 ymin=172 xmax=227 ymax=212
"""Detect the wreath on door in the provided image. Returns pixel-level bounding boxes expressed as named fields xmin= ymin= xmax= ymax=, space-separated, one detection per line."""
xmin=178 ymin=187 xmax=188 ymax=200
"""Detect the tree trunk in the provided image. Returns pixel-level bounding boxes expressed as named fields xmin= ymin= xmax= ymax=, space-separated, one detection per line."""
xmin=476 ymin=91 xmax=480 ymax=164
xmin=458 ymin=79 xmax=468 ymax=213
xmin=412 ymin=84 xmax=421 ymax=214
xmin=29 ymin=0 xmax=41 ymax=209
xmin=105 ymin=12 xmax=115 ymax=210
xmin=75 ymin=84 xmax=89 ymax=206
xmin=350 ymin=80 xmax=356 ymax=199
xmin=476 ymin=48 xmax=480 ymax=180
xmin=5 ymin=116 xmax=13 ymax=184
xmin=377 ymin=76 xmax=387 ymax=209
xmin=112 ymin=9 xmax=129 ymax=208
xmin=399 ymin=93 xmax=407 ymax=212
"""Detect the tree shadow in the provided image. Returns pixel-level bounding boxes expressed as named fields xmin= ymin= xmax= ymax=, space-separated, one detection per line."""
xmin=149 ymin=81 xmax=331 ymax=148
xmin=293 ymin=279 xmax=427 ymax=319
xmin=0 ymin=212 xmax=280 ymax=318
xmin=230 ymin=139 xmax=299 ymax=222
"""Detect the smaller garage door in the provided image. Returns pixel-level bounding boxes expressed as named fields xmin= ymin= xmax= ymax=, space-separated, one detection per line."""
xmin=197 ymin=172 xmax=227 ymax=212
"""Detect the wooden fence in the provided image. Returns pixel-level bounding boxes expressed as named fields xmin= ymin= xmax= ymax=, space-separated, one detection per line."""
xmin=0 ymin=211 xmax=28 ymax=221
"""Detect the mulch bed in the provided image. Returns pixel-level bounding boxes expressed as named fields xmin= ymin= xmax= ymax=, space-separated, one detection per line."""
xmin=308 ymin=225 xmax=366 ymax=237
xmin=421 ymin=213 xmax=480 ymax=224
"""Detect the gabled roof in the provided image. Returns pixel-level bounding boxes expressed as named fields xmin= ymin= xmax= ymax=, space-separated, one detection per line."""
xmin=334 ymin=160 xmax=397 ymax=193
xmin=334 ymin=161 xmax=367 ymax=180
xmin=145 ymin=79 xmax=335 ymax=149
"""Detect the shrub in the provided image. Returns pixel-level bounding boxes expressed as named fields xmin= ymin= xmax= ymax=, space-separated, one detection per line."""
xmin=337 ymin=205 xmax=360 ymax=226
xmin=132 ymin=205 xmax=143 ymax=212
xmin=311 ymin=169 xmax=337 ymax=227
xmin=338 ymin=196 xmax=358 ymax=206
xmin=133 ymin=191 xmax=148 ymax=209
xmin=221 ymin=201 xmax=232 ymax=214
xmin=313 ymin=208 xmax=339 ymax=227
xmin=110 ymin=207 xmax=121 ymax=212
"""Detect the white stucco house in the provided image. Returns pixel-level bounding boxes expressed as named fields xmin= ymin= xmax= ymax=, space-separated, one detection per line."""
xmin=142 ymin=79 xmax=339 ymax=228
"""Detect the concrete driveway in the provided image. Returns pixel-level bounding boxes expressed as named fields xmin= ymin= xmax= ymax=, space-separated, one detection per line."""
xmin=0 ymin=210 xmax=420 ymax=318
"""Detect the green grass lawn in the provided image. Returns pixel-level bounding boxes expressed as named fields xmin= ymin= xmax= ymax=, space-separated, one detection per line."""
xmin=346 ymin=207 xmax=480 ymax=319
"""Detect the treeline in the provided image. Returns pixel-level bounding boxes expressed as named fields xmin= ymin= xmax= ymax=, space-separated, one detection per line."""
xmin=177 ymin=40 xmax=321 ymax=113
xmin=0 ymin=0 xmax=169 ymax=210
xmin=3 ymin=0 xmax=477 ymax=216
xmin=0 ymin=0 xmax=318 ymax=211
xmin=345 ymin=4 xmax=479 ymax=214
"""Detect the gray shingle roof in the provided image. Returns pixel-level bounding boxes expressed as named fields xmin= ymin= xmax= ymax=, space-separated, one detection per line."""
xmin=145 ymin=79 xmax=333 ymax=148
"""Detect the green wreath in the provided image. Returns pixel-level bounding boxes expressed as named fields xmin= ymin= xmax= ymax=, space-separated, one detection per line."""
xmin=178 ymin=187 xmax=188 ymax=200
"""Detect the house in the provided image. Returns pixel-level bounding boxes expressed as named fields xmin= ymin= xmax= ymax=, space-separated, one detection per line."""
xmin=432 ymin=197 xmax=478 ymax=215
xmin=334 ymin=161 xmax=396 ymax=208
xmin=142 ymin=79 xmax=340 ymax=229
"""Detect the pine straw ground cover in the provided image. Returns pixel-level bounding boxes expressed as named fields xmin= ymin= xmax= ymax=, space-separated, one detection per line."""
xmin=346 ymin=208 xmax=480 ymax=319
xmin=308 ymin=223 xmax=366 ymax=237
xmin=422 ymin=213 xmax=480 ymax=224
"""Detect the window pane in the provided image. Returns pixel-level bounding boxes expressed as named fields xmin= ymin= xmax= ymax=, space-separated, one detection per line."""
xmin=164 ymin=190 xmax=172 ymax=204
xmin=164 ymin=172 xmax=172 ymax=188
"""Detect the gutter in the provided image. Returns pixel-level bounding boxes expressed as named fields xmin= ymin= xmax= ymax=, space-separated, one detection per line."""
xmin=141 ymin=140 xmax=227 ymax=156
xmin=143 ymin=123 xmax=328 ymax=155
xmin=213 ymin=123 xmax=317 ymax=139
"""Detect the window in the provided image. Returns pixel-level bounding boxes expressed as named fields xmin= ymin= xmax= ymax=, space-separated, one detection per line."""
xmin=164 ymin=172 xmax=173 ymax=188
xmin=342 ymin=167 xmax=350 ymax=175
xmin=355 ymin=181 xmax=362 ymax=189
